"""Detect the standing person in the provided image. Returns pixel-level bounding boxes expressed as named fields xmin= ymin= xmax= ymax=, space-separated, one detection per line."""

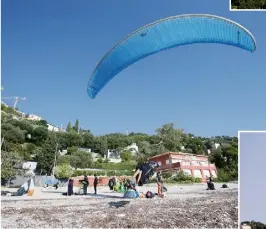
xmin=93 ymin=174 xmax=98 ymax=194
xmin=82 ymin=175 xmax=89 ymax=195
xmin=156 ymin=171 xmax=163 ymax=196
xmin=67 ymin=178 xmax=74 ymax=196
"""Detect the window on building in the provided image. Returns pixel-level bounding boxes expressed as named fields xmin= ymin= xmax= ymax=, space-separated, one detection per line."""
xmin=203 ymin=170 xmax=210 ymax=178
xmin=193 ymin=170 xmax=202 ymax=178
xmin=166 ymin=159 xmax=169 ymax=164
xmin=171 ymin=159 xmax=181 ymax=163
xmin=158 ymin=161 xmax=162 ymax=166
xmin=183 ymin=169 xmax=192 ymax=176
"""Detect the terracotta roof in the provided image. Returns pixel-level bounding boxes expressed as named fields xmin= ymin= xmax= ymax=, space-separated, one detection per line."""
xmin=150 ymin=152 xmax=209 ymax=159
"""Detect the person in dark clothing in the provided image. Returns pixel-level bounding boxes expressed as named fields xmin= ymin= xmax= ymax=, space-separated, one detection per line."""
xmin=82 ymin=175 xmax=89 ymax=195
xmin=93 ymin=174 xmax=98 ymax=194
xmin=67 ymin=178 xmax=74 ymax=196
xmin=108 ymin=177 xmax=117 ymax=190
xmin=206 ymin=176 xmax=215 ymax=190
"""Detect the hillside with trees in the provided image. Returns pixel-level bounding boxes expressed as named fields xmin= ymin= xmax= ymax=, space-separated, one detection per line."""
xmin=1 ymin=104 xmax=238 ymax=185
xmin=231 ymin=0 xmax=266 ymax=9
xmin=241 ymin=221 xmax=266 ymax=229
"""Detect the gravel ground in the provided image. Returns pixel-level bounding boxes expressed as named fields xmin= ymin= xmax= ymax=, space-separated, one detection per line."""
xmin=1 ymin=183 xmax=238 ymax=228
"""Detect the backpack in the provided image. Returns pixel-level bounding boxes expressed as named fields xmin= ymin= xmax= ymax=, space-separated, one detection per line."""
xmin=145 ymin=191 xmax=155 ymax=198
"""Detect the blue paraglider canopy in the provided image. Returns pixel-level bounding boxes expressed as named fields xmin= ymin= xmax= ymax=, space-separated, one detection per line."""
xmin=87 ymin=14 xmax=256 ymax=99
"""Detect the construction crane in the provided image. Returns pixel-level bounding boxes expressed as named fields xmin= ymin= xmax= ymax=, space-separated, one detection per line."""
xmin=2 ymin=96 xmax=26 ymax=109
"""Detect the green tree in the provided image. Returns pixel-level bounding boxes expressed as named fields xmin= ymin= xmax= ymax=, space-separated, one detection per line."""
xmin=241 ymin=221 xmax=266 ymax=229
xmin=66 ymin=130 xmax=83 ymax=147
xmin=17 ymin=143 xmax=37 ymax=160
xmin=105 ymin=133 xmax=132 ymax=149
xmin=70 ymin=150 xmax=93 ymax=169
xmin=36 ymin=119 xmax=48 ymax=127
xmin=35 ymin=136 xmax=58 ymax=175
xmin=82 ymin=131 xmax=94 ymax=148
xmin=57 ymin=155 xmax=72 ymax=165
xmin=54 ymin=164 xmax=73 ymax=179
xmin=1 ymin=151 xmax=23 ymax=186
xmin=67 ymin=146 xmax=78 ymax=155
xmin=156 ymin=123 xmax=183 ymax=152
xmin=93 ymin=137 xmax=108 ymax=157
xmin=120 ymin=151 xmax=132 ymax=162
xmin=56 ymin=132 xmax=69 ymax=149
xmin=150 ymin=143 xmax=166 ymax=156
xmin=239 ymin=0 xmax=247 ymax=8
xmin=137 ymin=141 xmax=152 ymax=156
xmin=32 ymin=126 xmax=49 ymax=146
xmin=1 ymin=123 xmax=15 ymax=132
xmin=245 ymin=0 xmax=256 ymax=8
xmin=66 ymin=122 xmax=72 ymax=132
xmin=1 ymin=125 xmax=26 ymax=144
xmin=184 ymin=136 xmax=205 ymax=155
xmin=73 ymin=119 xmax=79 ymax=132
xmin=210 ymin=142 xmax=238 ymax=181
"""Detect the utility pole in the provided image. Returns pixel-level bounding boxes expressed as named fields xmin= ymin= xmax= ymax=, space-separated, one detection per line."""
xmin=52 ymin=143 xmax=59 ymax=181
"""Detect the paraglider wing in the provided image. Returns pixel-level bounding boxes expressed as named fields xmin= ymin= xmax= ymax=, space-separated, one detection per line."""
xmin=87 ymin=14 xmax=256 ymax=99
xmin=135 ymin=161 xmax=159 ymax=186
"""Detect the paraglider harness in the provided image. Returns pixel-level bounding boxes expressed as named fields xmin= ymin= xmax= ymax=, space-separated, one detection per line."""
xmin=135 ymin=161 xmax=159 ymax=186
xmin=108 ymin=177 xmax=117 ymax=190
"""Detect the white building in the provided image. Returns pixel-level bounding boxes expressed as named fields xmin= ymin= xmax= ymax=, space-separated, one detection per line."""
xmin=26 ymin=114 xmax=43 ymax=121
xmin=241 ymin=224 xmax=251 ymax=229
xmin=47 ymin=124 xmax=60 ymax=132
xmin=124 ymin=143 xmax=139 ymax=155
xmin=106 ymin=149 xmax=122 ymax=163
xmin=22 ymin=161 xmax=37 ymax=176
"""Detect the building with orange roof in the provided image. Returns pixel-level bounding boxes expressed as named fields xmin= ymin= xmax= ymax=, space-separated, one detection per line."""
xmin=150 ymin=152 xmax=217 ymax=182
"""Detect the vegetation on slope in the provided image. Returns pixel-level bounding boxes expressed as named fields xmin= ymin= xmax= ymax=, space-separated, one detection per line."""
xmin=231 ymin=0 xmax=266 ymax=9
xmin=1 ymin=104 xmax=238 ymax=184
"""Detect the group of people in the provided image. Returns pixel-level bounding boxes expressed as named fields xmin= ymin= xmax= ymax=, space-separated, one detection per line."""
xmin=67 ymin=160 xmax=166 ymax=197
xmin=67 ymin=174 xmax=99 ymax=196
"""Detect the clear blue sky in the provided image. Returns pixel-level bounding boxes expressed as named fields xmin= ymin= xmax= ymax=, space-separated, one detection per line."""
xmin=240 ymin=132 xmax=266 ymax=223
xmin=2 ymin=0 xmax=266 ymax=136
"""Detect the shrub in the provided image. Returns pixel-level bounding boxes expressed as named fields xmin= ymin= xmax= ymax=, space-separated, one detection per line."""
xmin=54 ymin=164 xmax=73 ymax=179
xmin=71 ymin=169 xmax=132 ymax=177
xmin=162 ymin=172 xmax=173 ymax=179
xmin=106 ymin=171 xmax=116 ymax=176
xmin=216 ymin=169 xmax=232 ymax=182
xmin=169 ymin=171 xmax=201 ymax=183
xmin=91 ymin=162 xmax=136 ymax=171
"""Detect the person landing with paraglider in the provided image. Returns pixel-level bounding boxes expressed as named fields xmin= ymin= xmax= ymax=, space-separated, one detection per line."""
xmin=156 ymin=171 xmax=165 ymax=197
